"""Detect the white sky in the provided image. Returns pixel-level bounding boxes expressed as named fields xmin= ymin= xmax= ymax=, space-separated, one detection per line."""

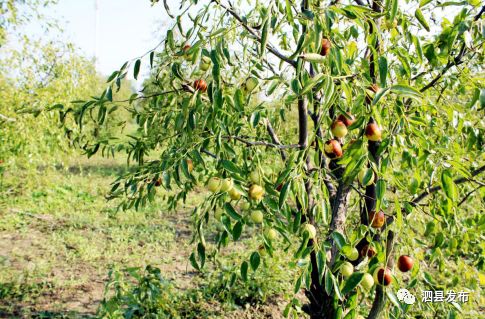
xmin=25 ymin=0 xmax=171 ymax=83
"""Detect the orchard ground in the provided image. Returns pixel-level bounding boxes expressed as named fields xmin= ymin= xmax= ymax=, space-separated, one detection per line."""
xmin=0 ymin=155 xmax=296 ymax=318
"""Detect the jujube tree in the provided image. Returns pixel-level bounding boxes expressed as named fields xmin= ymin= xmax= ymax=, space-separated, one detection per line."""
xmin=54 ymin=0 xmax=484 ymax=318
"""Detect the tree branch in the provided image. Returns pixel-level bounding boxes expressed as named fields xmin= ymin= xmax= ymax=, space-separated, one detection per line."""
xmin=412 ymin=165 xmax=485 ymax=205
xmin=223 ymin=135 xmax=300 ymax=149
xmin=212 ymin=0 xmax=297 ymax=68
xmin=458 ymin=185 xmax=483 ymax=207
xmin=201 ymin=148 xmax=218 ymax=159
xmin=474 ymin=5 xmax=485 ymax=21
xmin=384 ymin=165 xmax=485 ymax=229
xmin=263 ymin=118 xmax=287 ymax=161
xmin=368 ymin=231 xmax=395 ymax=319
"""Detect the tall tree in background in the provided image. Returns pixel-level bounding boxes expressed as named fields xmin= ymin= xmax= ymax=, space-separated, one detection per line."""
xmin=57 ymin=0 xmax=484 ymax=318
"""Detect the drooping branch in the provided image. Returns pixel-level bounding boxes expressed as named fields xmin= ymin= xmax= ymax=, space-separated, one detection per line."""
xmin=212 ymin=0 xmax=297 ymax=68
xmin=411 ymin=165 xmax=485 ymax=205
xmin=263 ymin=118 xmax=287 ymax=161
xmin=382 ymin=164 xmax=485 ymax=229
xmin=419 ymin=43 xmax=466 ymax=93
xmin=474 ymin=5 xmax=485 ymax=21
xmin=223 ymin=135 xmax=301 ymax=149
xmin=201 ymin=148 xmax=218 ymax=159
xmin=458 ymin=185 xmax=484 ymax=207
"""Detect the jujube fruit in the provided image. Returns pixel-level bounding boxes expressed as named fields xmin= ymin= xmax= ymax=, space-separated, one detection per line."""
xmin=320 ymin=38 xmax=332 ymax=56
xmin=193 ymin=79 xmax=208 ymax=92
xmin=324 ymin=140 xmax=343 ymax=158
xmin=397 ymin=255 xmax=414 ymax=272
xmin=368 ymin=210 xmax=385 ymax=228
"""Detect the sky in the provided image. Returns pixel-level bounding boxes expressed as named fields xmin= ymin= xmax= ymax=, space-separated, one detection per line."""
xmin=33 ymin=0 xmax=171 ymax=83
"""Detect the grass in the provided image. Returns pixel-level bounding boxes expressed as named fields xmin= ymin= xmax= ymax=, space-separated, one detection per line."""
xmin=0 ymin=155 xmax=295 ymax=318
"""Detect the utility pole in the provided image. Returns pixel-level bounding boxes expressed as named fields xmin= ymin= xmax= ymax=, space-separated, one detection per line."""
xmin=94 ymin=0 xmax=100 ymax=70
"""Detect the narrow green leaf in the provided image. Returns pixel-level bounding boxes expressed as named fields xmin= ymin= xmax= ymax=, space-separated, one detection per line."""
xmin=415 ymin=9 xmax=430 ymax=32
xmin=149 ymin=52 xmax=155 ymax=68
xmin=378 ymin=56 xmax=388 ymax=88
xmin=224 ymin=203 xmax=242 ymax=220
xmin=325 ymin=270 xmax=333 ymax=295
xmin=279 ymin=181 xmax=291 ymax=208
xmin=250 ymin=252 xmax=261 ymax=271
xmin=234 ymin=89 xmax=244 ymax=111
xmin=300 ymin=74 xmax=325 ymax=96
xmin=133 ymin=59 xmax=141 ymax=80
xmin=390 ymin=84 xmax=422 ymax=100
xmin=294 ymin=275 xmax=302 ymax=294
xmin=189 ymin=252 xmax=199 ymax=270
xmin=260 ymin=18 xmax=270 ymax=57
xmin=376 ymin=179 xmax=386 ymax=203
xmin=419 ymin=0 xmax=433 ymax=8
xmin=341 ymin=272 xmax=364 ymax=295
xmin=232 ymin=221 xmax=243 ymax=240
xmin=240 ymin=261 xmax=249 ymax=281
xmin=221 ymin=160 xmax=242 ymax=175
xmin=440 ymin=170 xmax=456 ymax=201
xmin=386 ymin=289 xmax=401 ymax=308
xmin=331 ymin=231 xmax=347 ymax=249
xmin=390 ymin=0 xmax=398 ymax=21
xmin=197 ymin=243 xmax=205 ymax=268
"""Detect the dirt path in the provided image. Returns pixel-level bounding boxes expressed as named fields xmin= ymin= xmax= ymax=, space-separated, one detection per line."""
xmin=0 ymin=161 xmax=294 ymax=318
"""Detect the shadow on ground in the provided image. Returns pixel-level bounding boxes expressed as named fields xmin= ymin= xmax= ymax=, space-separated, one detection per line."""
xmin=0 ymin=308 xmax=95 ymax=319
xmin=48 ymin=163 xmax=134 ymax=177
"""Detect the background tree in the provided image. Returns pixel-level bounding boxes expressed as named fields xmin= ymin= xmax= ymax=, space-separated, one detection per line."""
xmin=0 ymin=0 xmax=132 ymax=165
xmin=54 ymin=0 xmax=484 ymax=318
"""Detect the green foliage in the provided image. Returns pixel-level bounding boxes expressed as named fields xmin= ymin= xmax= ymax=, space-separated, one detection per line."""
xmin=97 ymin=261 xmax=290 ymax=319
xmin=0 ymin=40 xmax=132 ymax=165
xmin=52 ymin=0 xmax=484 ymax=318
xmin=98 ymin=265 xmax=180 ymax=318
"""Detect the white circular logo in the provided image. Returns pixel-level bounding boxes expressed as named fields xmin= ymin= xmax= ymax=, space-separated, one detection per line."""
xmin=397 ymin=288 xmax=416 ymax=305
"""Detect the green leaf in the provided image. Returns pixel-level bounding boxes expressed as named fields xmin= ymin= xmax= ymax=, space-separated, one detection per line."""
xmin=250 ymin=251 xmax=261 ymax=271
xmin=260 ymin=18 xmax=270 ymax=57
xmin=299 ymin=74 xmax=325 ymax=96
xmin=279 ymin=181 xmax=291 ymax=208
xmin=394 ymin=198 xmax=403 ymax=230
xmin=224 ymin=203 xmax=242 ymax=221
xmin=386 ymin=289 xmax=401 ymax=308
xmin=294 ymin=275 xmax=302 ymax=294
xmin=440 ymin=170 xmax=456 ymax=201
xmin=390 ymin=0 xmax=398 ymax=21
xmin=341 ymin=272 xmax=364 ymax=295
xmin=372 ymin=87 xmax=390 ymax=105
xmin=390 ymin=84 xmax=422 ymax=100
xmin=331 ymin=231 xmax=346 ymax=249
xmin=324 ymin=269 xmax=333 ymax=295
xmin=149 ymin=51 xmax=155 ymax=68
xmin=189 ymin=252 xmax=199 ymax=270
xmin=106 ymin=86 xmax=113 ymax=102
xmin=234 ymin=89 xmax=244 ymax=111
xmin=171 ymin=62 xmax=184 ymax=80
xmin=378 ymin=56 xmax=388 ymax=88
xmin=291 ymin=78 xmax=302 ymax=94
xmin=479 ymin=89 xmax=485 ymax=109
xmin=232 ymin=221 xmax=243 ymax=240
xmin=415 ymin=9 xmax=430 ymax=32
xmin=240 ymin=261 xmax=248 ymax=281
xmin=197 ymin=242 xmax=205 ymax=268
xmin=419 ymin=0 xmax=433 ymax=8
xmin=133 ymin=59 xmax=141 ymax=80
xmin=181 ymin=159 xmax=190 ymax=178
xmin=221 ymin=160 xmax=242 ymax=175
xmin=413 ymin=36 xmax=423 ymax=64
xmin=376 ymin=179 xmax=386 ymax=203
